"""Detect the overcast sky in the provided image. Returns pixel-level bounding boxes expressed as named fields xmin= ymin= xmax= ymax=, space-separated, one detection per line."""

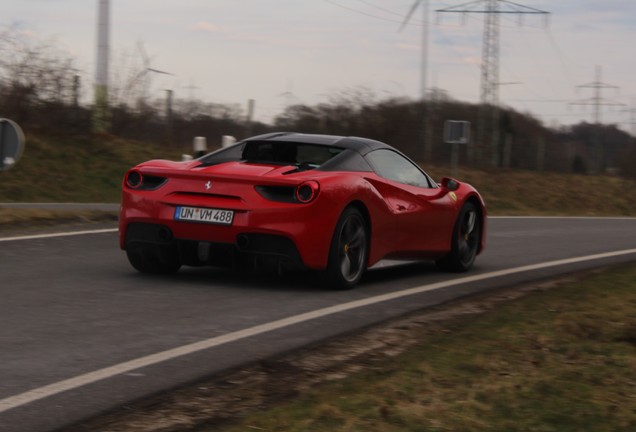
xmin=3 ymin=0 xmax=636 ymax=131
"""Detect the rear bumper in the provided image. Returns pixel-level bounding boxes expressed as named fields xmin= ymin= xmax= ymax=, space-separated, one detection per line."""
xmin=125 ymin=222 xmax=306 ymax=271
xmin=119 ymin=190 xmax=342 ymax=270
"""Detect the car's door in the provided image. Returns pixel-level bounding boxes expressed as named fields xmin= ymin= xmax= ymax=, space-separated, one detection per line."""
xmin=365 ymin=149 xmax=456 ymax=255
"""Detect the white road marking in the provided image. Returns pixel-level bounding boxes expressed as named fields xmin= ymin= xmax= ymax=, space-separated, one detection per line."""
xmin=0 ymin=229 xmax=118 ymax=242
xmin=488 ymin=216 xmax=636 ymax=220
xmin=1 ymin=247 xmax=636 ymax=413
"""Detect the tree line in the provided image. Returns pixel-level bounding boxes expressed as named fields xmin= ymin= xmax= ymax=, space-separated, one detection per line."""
xmin=1 ymin=26 xmax=634 ymax=177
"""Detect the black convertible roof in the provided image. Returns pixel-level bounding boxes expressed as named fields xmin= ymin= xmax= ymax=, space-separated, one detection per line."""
xmin=244 ymin=132 xmax=391 ymax=155
xmin=198 ymin=132 xmax=401 ymax=172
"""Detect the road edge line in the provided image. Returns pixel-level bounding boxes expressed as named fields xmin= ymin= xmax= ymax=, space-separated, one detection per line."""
xmin=2 ymin=247 xmax=636 ymax=413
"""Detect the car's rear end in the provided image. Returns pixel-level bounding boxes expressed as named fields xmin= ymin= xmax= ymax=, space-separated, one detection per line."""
xmin=119 ymin=156 xmax=348 ymax=274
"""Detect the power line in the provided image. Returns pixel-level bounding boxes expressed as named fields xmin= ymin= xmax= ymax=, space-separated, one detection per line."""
xmin=355 ymin=0 xmax=405 ymax=18
xmin=323 ymin=0 xmax=424 ymax=25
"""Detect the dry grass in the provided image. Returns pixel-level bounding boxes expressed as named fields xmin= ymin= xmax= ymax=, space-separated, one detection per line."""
xmin=0 ymin=133 xmax=183 ymax=203
xmin=0 ymin=208 xmax=118 ymax=234
xmin=427 ymin=166 xmax=636 ymax=216
xmin=1 ymin=134 xmax=636 ymax=218
xmin=214 ymin=264 xmax=636 ymax=432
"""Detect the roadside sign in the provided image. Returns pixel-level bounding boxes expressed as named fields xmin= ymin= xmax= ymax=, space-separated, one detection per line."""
xmin=444 ymin=120 xmax=470 ymax=178
xmin=0 ymin=118 xmax=25 ymax=172
xmin=444 ymin=120 xmax=470 ymax=144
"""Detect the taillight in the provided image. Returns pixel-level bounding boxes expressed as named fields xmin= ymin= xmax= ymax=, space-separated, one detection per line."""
xmin=125 ymin=170 xmax=143 ymax=189
xmin=295 ymin=180 xmax=320 ymax=203
xmin=124 ymin=170 xmax=167 ymax=190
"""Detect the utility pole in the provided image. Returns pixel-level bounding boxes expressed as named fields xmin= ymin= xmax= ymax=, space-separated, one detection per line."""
xmin=165 ymin=89 xmax=174 ymax=145
xmin=436 ymin=0 xmax=549 ymax=167
xmin=246 ymin=99 xmax=255 ymax=136
xmin=569 ymin=66 xmax=624 ymax=173
xmin=72 ymin=74 xmax=80 ymax=108
xmin=94 ymin=0 xmax=110 ymax=133
xmin=399 ymin=0 xmax=431 ymax=163
xmin=624 ymin=100 xmax=636 ymax=167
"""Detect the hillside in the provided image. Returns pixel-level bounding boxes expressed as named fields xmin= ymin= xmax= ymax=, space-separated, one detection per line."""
xmin=1 ymin=133 xmax=635 ymax=218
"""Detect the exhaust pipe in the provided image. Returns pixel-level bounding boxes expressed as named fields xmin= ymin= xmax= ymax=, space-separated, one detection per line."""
xmin=236 ymin=234 xmax=250 ymax=250
xmin=158 ymin=227 xmax=173 ymax=241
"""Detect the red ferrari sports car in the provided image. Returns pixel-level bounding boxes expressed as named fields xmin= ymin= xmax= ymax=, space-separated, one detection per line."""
xmin=120 ymin=132 xmax=486 ymax=288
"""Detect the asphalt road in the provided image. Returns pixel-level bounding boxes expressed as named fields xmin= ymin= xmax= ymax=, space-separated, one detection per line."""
xmin=1 ymin=217 xmax=635 ymax=432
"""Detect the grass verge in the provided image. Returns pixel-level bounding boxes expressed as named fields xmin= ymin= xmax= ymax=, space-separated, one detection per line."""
xmin=0 ymin=133 xmax=183 ymax=203
xmin=0 ymin=208 xmax=118 ymax=234
xmin=1 ymin=133 xmax=636 ymax=218
xmin=211 ymin=264 xmax=636 ymax=432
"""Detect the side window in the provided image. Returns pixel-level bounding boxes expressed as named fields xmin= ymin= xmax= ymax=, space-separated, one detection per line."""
xmin=366 ymin=149 xmax=433 ymax=188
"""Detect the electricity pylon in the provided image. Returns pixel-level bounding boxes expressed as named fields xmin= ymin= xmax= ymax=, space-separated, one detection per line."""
xmin=569 ymin=65 xmax=624 ymax=124
xmin=569 ymin=65 xmax=625 ymax=173
xmin=623 ymin=100 xmax=636 ymax=138
xmin=436 ymin=0 xmax=549 ymax=167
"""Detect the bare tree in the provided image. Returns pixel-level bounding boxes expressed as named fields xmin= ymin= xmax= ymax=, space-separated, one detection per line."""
xmin=0 ymin=25 xmax=78 ymax=122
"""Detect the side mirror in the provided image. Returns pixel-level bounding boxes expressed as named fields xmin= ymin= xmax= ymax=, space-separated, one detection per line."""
xmin=440 ymin=177 xmax=460 ymax=192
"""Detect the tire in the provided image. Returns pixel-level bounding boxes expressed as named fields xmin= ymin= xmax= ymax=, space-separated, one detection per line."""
xmin=437 ymin=201 xmax=481 ymax=272
xmin=126 ymin=243 xmax=181 ymax=274
xmin=326 ymin=206 xmax=369 ymax=289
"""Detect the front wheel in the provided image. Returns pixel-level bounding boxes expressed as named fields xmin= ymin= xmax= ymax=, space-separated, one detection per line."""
xmin=326 ymin=207 xmax=369 ymax=289
xmin=437 ymin=202 xmax=481 ymax=272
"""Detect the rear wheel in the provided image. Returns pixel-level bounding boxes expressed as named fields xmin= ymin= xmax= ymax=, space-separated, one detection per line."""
xmin=326 ymin=207 xmax=369 ymax=289
xmin=126 ymin=243 xmax=181 ymax=274
xmin=437 ymin=202 xmax=481 ymax=272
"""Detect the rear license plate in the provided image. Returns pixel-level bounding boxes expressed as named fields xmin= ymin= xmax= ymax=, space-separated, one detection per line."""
xmin=174 ymin=206 xmax=234 ymax=225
